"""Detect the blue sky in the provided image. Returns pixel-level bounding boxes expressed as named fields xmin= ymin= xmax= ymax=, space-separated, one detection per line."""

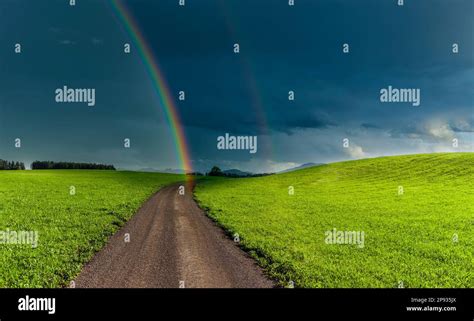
xmin=0 ymin=0 xmax=472 ymax=172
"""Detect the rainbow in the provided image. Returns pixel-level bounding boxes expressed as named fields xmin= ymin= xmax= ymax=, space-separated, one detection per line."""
xmin=109 ymin=0 xmax=192 ymax=175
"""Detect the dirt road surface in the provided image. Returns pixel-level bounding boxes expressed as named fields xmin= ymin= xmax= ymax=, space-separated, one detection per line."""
xmin=74 ymin=183 xmax=273 ymax=288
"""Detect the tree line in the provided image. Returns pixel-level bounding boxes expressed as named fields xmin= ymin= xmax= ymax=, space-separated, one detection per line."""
xmin=206 ymin=166 xmax=273 ymax=178
xmin=0 ymin=159 xmax=25 ymax=170
xmin=31 ymin=161 xmax=115 ymax=170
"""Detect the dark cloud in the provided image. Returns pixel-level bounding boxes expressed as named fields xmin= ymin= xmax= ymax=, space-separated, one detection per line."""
xmin=388 ymin=118 xmax=474 ymax=142
xmin=0 ymin=0 xmax=472 ymax=172
xmin=360 ymin=123 xmax=381 ymax=130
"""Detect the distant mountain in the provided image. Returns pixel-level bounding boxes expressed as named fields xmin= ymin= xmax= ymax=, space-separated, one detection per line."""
xmin=133 ymin=168 xmax=192 ymax=174
xmin=161 ymin=168 xmax=193 ymax=174
xmin=278 ymin=163 xmax=324 ymax=174
xmin=223 ymin=169 xmax=253 ymax=177
xmin=138 ymin=167 xmax=160 ymax=172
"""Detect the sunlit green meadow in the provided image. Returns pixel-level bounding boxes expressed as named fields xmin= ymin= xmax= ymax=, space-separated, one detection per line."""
xmin=195 ymin=153 xmax=474 ymax=288
xmin=0 ymin=170 xmax=184 ymax=287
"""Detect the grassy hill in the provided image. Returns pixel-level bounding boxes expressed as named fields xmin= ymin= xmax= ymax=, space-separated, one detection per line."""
xmin=0 ymin=170 xmax=184 ymax=287
xmin=194 ymin=153 xmax=474 ymax=288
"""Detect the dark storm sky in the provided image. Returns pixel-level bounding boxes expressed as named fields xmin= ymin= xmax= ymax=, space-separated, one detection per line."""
xmin=0 ymin=0 xmax=472 ymax=172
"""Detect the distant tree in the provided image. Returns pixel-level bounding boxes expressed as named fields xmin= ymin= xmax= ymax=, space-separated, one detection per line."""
xmin=186 ymin=172 xmax=203 ymax=176
xmin=0 ymin=159 xmax=25 ymax=170
xmin=31 ymin=161 xmax=115 ymax=170
xmin=208 ymin=166 xmax=223 ymax=177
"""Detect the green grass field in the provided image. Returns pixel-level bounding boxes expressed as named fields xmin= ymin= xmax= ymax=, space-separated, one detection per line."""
xmin=0 ymin=170 xmax=184 ymax=288
xmin=194 ymin=153 xmax=474 ymax=288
